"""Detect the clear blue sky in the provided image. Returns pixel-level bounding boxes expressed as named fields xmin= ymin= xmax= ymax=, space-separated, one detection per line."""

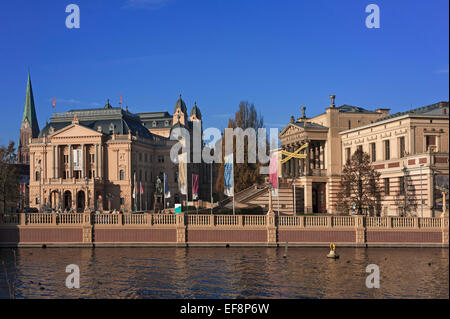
xmin=0 ymin=0 xmax=448 ymax=146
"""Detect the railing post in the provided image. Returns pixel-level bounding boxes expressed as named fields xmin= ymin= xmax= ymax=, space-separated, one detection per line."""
xmin=238 ymin=215 xmax=243 ymax=227
xmin=52 ymin=213 xmax=57 ymax=225
xmin=210 ymin=214 xmax=215 ymax=227
xmin=442 ymin=211 xmax=449 ymax=245
xmin=118 ymin=213 xmax=123 ymax=226
xmin=20 ymin=213 xmax=26 ymax=226
xmin=82 ymin=212 xmax=92 ymax=244
xmin=354 ymin=215 xmax=366 ymax=246
xmin=328 ymin=215 xmax=332 ymax=228
xmin=414 ymin=217 xmax=419 ymax=229
xmin=176 ymin=212 xmax=186 ymax=244
xmin=266 ymin=211 xmax=277 ymax=245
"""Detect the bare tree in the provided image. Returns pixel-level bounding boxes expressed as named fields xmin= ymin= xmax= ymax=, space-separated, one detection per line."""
xmin=0 ymin=142 xmax=20 ymax=213
xmin=394 ymin=168 xmax=418 ymax=217
xmin=336 ymin=148 xmax=383 ymax=216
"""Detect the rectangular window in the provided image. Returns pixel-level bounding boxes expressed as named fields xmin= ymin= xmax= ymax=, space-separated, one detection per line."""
xmin=348 ymin=120 xmax=351 ymax=129
xmin=158 ymin=155 xmax=164 ymax=163
xmin=119 ymin=170 xmax=125 ymax=181
xmin=370 ymin=143 xmax=376 ymax=162
xmin=384 ymin=178 xmax=390 ymax=195
xmin=399 ymin=137 xmax=405 ymax=158
xmin=384 ymin=140 xmax=390 ymax=160
xmin=426 ymin=135 xmax=436 ymax=151
xmin=346 ymin=148 xmax=351 ymax=162
xmin=357 ymin=145 xmax=363 ymax=153
xmin=120 ymin=198 xmax=124 ymax=205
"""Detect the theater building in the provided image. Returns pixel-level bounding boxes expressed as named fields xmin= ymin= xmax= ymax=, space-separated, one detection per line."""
xmin=340 ymin=101 xmax=449 ymax=217
xmin=27 ymin=95 xmax=208 ymax=212
xmin=278 ymin=95 xmax=390 ymax=214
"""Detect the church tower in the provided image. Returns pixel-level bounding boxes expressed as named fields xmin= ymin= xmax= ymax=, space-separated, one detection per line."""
xmin=17 ymin=72 xmax=40 ymax=164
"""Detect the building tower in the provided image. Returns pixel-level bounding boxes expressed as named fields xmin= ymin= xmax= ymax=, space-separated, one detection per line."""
xmin=17 ymin=72 xmax=40 ymax=164
xmin=172 ymin=94 xmax=188 ymax=126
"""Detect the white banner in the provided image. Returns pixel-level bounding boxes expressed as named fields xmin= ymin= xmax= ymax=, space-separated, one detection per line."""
xmin=73 ymin=149 xmax=83 ymax=171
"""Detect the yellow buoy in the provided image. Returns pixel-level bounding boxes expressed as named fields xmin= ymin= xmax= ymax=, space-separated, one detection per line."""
xmin=327 ymin=242 xmax=339 ymax=259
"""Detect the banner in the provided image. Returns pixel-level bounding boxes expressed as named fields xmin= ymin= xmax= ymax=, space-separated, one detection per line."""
xmin=164 ymin=173 xmax=171 ymax=198
xmin=269 ymin=155 xmax=278 ymax=197
xmin=178 ymin=153 xmax=188 ymax=195
xmin=192 ymin=174 xmax=199 ymax=200
xmin=72 ymin=149 xmax=83 ymax=171
xmin=224 ymin=153 xmax=234 ymax=196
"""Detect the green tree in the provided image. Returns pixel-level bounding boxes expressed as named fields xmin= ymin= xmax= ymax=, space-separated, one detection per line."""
xmin=0 ymin=142 xmax=20 ymax=213
xmin=336 ymin=148 xmax=383 ymax=216
xmin=215 ymin=101 xmax=265 ymax=194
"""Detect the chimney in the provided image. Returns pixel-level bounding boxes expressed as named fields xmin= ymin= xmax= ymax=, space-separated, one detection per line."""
xmin=329 ymin=95 xmax=336 ymax=108
xmin=300 ymin=106 xmax=306 ymax=119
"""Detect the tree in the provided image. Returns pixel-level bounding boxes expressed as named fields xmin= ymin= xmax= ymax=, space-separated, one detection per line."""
xmin=215 ymin=101 xmax=265 ymax=194
xmin=0 ymin=142 xmax=20 ymax=213
xmin=394 ymin=168 xmax=418 ymax=217
xmin=336 ymin=148 xmax=383 ymax=216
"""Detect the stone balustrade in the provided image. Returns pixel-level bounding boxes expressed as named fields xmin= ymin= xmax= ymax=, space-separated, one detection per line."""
xmin=0 ymin=213 xmax=447 ymax=247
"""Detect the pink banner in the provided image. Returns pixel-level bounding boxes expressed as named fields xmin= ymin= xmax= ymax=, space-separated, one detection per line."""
xmin=192 ymin=174 xmax=199 ymax=200
xmin=269 ymin=155 xmax=278 ymax=193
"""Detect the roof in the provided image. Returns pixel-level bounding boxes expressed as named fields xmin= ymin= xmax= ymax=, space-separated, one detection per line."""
xmin=292 ymin=121 xmax=328 ymax=130
xmin=174 ymin=95 xmax=187 ymax=114
xmin=337 ymin=104 xmax=379 ymax=114
xmin=21 ymin=73 xmax=40 ymax=138
xmin=190 ymin=101 xmax=202 ymax=120
xmin=39 ymin=107 xmax=154 ymax=140
xmin=376 ymin=101 xmax=449 ymax=122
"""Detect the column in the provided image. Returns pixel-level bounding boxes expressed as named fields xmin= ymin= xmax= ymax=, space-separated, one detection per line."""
xmin=305 ymin=142 xmax=311 ymax=176
xmin=99 ymin=144 xmax=103 ymax=179
xmin=81 ymin=144 xmax=85 ymax=179
xmin=52 ymin=146 xmax=56 ymax=178
xmin=304 ymin=181 xmax=313 ymax=214
xmin=68 ymin=145 xmax=72 ymax=178
xmin=95 ymin=144 xmax=99 ymax=178
xmin=320 ymin=142 xmax=325 ymax=169
xmin=55 ymin=145 xmax=59 ymax=179
xmin=294 ymin=143 xmax=299 ymax=178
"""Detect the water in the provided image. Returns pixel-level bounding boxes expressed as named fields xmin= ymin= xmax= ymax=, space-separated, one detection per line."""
xmin=0 ymin=247 xmax=448 ymax=299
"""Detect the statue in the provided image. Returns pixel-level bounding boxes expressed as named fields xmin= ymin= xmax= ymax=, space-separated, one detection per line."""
xmin=155 ymin=176 xmax=163 ymax=195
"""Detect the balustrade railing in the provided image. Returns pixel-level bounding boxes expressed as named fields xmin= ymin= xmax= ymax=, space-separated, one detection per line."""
xmin=0 ymin=213 xmax=445 ymax=230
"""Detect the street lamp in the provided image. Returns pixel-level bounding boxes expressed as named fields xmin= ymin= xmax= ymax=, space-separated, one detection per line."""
xmin=84 ymin=177 xmax=89 ymax=212
xmin=38 ymin=159 xmax=42 ymax=212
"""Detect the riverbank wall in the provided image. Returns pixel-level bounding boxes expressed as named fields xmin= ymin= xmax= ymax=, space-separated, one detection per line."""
xmin=0 ymin=213 xmax=448 ymax=248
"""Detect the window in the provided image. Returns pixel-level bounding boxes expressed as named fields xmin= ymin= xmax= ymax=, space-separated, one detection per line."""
xmin=119 ymin=170 xmax=125 ymax=180
xmin=346 ymin=148 xmax=351 ymax=162
xmin=399 ymin=176 xmax=405 ymax=195
xmin=384 ymin=140 xmax=390 ymax=160
xmin=399 ymin=137 xmax=405 ymax=158
xmin=348 ymin=120 xmax=351 ymax=129
xmin=88 ymin=170 xmax=92 ymax=179
xmin=139 ymin=153 xmax=142 ymax=161
xmin=384 ymin=178 xmax=390 ymax=195
xmin=370 ymin=143 xmax=376 ymax=162
xmin=120 ymin=198 xmax=124 ymax=205
xmin=158 ymin=155 xmax=164 ymax=163
xmin=426 ymin=135 xmax=436 ymax=151
xmin=35 ymin=171 xmax=40 ymax=181
xmin=357 ymin=145 xmax=363 ymax=153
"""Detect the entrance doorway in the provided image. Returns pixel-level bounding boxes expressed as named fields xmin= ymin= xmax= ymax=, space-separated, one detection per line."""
xmin=312 ymin=182 xmax=327 ymax=214
xmin=77 ymin=191 xmax=85 ymax=212
xmin=63 ymin=191 xmax=72 ymax=210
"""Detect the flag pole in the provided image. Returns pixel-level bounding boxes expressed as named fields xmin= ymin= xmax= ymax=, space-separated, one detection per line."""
xmin=210 ymin=162 xmax=213 ymax=215
xmin=140 ymin=182 xmax=142 ymax=212
xmin=163 ymin=174 xmax=166 ymax=212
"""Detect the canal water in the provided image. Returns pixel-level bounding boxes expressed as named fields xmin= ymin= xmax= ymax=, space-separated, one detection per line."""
xmin=0 ymin=247 xmax=448 ymax=299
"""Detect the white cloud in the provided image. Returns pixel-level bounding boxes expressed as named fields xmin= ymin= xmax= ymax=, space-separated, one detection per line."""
xmin=435 ymin=67 xmax=449 ymax=74
xmin=123 ymin=0 xmax=172 ymax=10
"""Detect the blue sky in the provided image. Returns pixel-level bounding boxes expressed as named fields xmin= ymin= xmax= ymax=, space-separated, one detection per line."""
xmin=0 ymin=0 xmax=448 ymax=146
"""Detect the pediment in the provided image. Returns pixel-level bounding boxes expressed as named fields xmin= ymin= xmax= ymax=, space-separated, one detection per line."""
xmin=50 ymin=124 xmax=103 ymax=139
xmin=279 ymin=123 xmax=304 ymax=137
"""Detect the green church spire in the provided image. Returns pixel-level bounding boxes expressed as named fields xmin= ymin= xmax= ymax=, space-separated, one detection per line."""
xmin=22 ymin=72 xmax=40 ymax=138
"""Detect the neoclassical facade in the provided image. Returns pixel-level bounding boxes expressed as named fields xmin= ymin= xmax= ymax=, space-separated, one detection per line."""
xmin=278 ymin=95 xmax=391 ymax=214
xmin=340 ymin=101 xmax=449 ymax=217
xmin=28 ymin=96 xmax=208 ymax=212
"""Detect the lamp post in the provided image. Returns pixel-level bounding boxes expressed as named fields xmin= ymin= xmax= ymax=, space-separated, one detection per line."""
xmin=38 ymin=160 xmax=42 ymax=212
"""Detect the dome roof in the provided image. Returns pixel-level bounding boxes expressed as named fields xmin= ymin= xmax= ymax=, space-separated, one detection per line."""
xmin=174 ymin=94 xmax=187 ymax=114
xmin=190 ymin=101 xmax=202 ymax=120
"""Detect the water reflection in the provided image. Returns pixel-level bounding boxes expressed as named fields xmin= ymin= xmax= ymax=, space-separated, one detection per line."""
xmin=0 ymin=247 xmax=448 ymax=299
